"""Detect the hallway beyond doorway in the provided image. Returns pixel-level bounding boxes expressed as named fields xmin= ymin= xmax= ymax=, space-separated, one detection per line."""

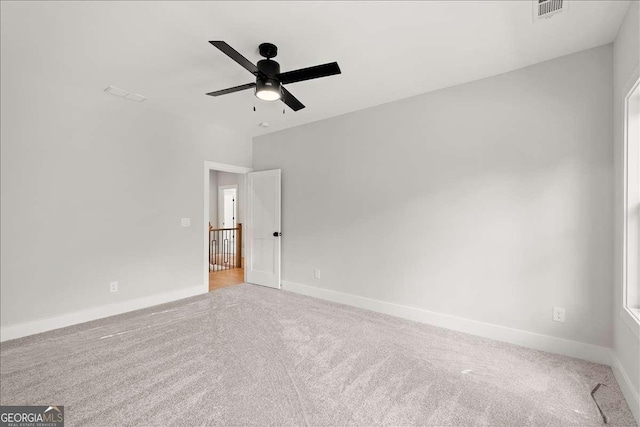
xmin=207 ymin=165 xmax=248 ymax=293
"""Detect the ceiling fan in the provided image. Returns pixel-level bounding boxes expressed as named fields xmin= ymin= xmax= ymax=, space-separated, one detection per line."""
xmin=206 ymin=41 xmax=341 ymax=111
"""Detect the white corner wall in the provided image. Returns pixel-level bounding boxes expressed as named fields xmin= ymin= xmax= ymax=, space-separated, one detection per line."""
xmin=0 ymin=6 xmax=252 ymax=339
xmin=613 ymin=1 xmax=640 ymax=422
xmin=254 ymin=45 xmax=614 ymax=354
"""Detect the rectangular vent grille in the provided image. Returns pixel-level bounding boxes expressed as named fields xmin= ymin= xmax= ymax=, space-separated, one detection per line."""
xmin=535 ymin=0 xmax=565 ymax=19
xmin=104 ymin=86 xmax=147 ymax=102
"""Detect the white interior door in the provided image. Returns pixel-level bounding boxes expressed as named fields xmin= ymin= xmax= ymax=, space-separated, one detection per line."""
xmin=247 ymin=169 xmax=281 ymax=288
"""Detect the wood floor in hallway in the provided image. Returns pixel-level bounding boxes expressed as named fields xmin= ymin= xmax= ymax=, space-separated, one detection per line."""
xmin=209 ymin=268 xmax=244 ymax=292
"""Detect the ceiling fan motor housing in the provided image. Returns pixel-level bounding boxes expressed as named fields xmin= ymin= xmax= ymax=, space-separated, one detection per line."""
xmin=257 ymin=59 xmax=280 ymax=76
xmin=256 ymin=59 xmax=282 ymax=99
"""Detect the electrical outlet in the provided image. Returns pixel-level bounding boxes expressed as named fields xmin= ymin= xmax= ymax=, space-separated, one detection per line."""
xmin=553 ymin=307 xmax=566 ymax=323
xmin=110 ymin=281 xmax=118 ymax=293
xmin=314 ymin=269 xmax=321 ymax=279
xmin=181 ymin=218 xmax=191 ymax=227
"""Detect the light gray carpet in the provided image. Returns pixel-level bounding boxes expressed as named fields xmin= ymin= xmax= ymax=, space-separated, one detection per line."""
xmin=0 ymin=284 xmax=636 ymax=426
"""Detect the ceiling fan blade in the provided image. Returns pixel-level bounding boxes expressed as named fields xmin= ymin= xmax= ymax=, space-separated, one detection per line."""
xmin=281 ymin=87 xmax=305 ymax=111
xmin=206 ymin=82 xmax=256 ymax=97
xmin=277 ymin=62 xmax=341 ymax=85
xmin=209 ymin=41 xmax=260 ymax=76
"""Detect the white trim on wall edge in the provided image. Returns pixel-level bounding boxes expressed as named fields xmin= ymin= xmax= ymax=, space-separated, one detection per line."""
xmin=0 ymin=285 xmax=205 ymax=342
xmin=611 ymin=350 xmax=640 ymax=424
xmin=281 ymin=280 xmax=611 ymax=365
xmin=621 ymin=308 xmax=640 ymax=339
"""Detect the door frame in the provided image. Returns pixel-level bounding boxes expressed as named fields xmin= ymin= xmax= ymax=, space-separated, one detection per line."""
xmin=203 ymin=161 xmax=252 ymax=293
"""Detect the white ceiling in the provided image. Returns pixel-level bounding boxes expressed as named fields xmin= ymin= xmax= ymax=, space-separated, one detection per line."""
xmin=0 ymin=1 xmax=631 ymax=138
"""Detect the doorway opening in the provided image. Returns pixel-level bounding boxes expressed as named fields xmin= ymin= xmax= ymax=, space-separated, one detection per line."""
xmin=203 ymin=161 xmax=281 ymax=292
xmin=209 ymin=172 xmax=245 ymax=291
xmin=203 ymin=161 xmax=252 ymax=293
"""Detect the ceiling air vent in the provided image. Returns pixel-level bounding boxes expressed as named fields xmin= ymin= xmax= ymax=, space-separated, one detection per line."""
xmin=534 ymin=0 xmax=567 ymax=20
xmin=104 ymin=86 xmax=147 ymax=102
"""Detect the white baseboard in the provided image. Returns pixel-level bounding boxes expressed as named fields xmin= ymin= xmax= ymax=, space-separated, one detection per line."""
xmin=281 ymin=280 xmax=612 ymax=365
xmin=0 ymin=285 xmax=206 ymax=342
xmin=611 ymin=350 xmax=640 ymax=424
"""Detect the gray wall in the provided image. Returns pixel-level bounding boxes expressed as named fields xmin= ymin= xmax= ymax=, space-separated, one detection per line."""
xmin=613 ymin=0 xmax=640 ymax=404
xmin=0 ymin=15 xmax=251 ymax=327
xmin=254 ymin=45 xmax=614 ymax=347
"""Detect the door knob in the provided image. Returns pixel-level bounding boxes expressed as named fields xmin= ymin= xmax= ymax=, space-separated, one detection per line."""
xmin=273 ymin=232 xmax=282 ymax=237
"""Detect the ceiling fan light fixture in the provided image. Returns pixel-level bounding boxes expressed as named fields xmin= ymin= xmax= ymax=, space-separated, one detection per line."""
xmin=255 ymin=78 xmax=281 ymax=101
xmin=206 ymin=41 xmax=341 ymax=111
